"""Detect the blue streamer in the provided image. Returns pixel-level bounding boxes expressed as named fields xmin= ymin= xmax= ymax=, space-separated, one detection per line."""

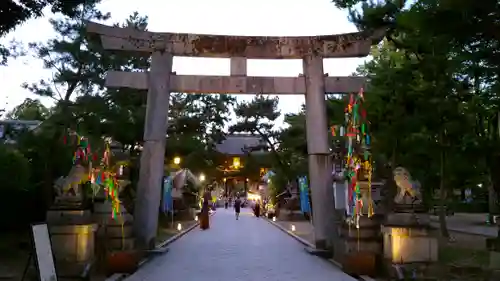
xmin=162 ymin=176 xmax=173 ymax=212
xmin=299 ymin=176 xmax=311 ymax=214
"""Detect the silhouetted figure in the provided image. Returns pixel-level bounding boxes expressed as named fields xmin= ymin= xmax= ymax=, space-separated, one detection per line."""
xmin=234 ymin=196 xmax=242 ymax=220
xmin=254 ymin=201 xmax=261 ymax=218
xmin=200 ymin=190 xmax=211 ymax=230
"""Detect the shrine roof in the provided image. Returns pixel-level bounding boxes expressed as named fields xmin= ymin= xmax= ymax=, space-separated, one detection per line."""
xmin=216 ymin=134 xmax=268 ymax=155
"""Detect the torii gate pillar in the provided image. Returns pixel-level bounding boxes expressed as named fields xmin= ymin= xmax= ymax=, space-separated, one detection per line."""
xmin=134 ymin=49 xmax=173 ymax=249
xmin=303 ymin=55 xmax=335 ymax=250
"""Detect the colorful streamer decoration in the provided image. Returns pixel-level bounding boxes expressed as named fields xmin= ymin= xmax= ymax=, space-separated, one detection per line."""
xmin=64 ymin=131 xmax=122 ymax=221
xmin=343 ymin=88 xmax=375 ymax=228
xmin=90 ymin=142 xmax=121 ymax=220
xmin=64 ymin=130 xmax=91 ymax=164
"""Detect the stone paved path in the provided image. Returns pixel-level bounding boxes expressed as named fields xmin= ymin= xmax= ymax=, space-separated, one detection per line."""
xmin=126 ymin=208 xmax=355 ymax=281
xmin=431 ymin=213 xmax=497 ymax=237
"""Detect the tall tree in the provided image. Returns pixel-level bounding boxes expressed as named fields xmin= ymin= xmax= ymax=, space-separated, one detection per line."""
xmin=331 ymin=0 xmax=500 ymax=236
xmin=230 ymin=95 xmax=283 ymax=166
xmin=21 ymin=3 xmax=110 ymax=128
xmin=6 ymin=98 xmax=49 ymax=120
xmin=0 ymin=0 xmax=101 ymax=64
xmin=19 ymin=2 xmax=110 ymax=209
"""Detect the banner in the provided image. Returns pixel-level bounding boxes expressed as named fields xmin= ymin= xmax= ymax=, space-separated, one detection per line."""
xmin=299 ymin=176 xmax=311 ymax=213
xmin=162 ymin=176 xmax=173 ymax=213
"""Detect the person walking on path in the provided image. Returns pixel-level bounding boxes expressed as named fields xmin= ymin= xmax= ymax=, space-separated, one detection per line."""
xmin=200 ymin=189 xmax=211 ymax=230
xmin=234 ymin=195 xmax=242 ymax=220
xmin=254 ymin=199 xmax=261 ymax=217
xmin=224 ymin=196 xmax=229 ymax=209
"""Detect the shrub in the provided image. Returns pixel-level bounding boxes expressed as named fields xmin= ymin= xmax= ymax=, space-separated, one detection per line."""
xmin=0 ymin=145 xmax=30 ymax=191
xmin=0 ymin=145 xmax=32 ymax=230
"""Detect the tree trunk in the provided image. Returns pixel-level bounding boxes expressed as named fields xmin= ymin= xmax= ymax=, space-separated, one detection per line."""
xmin=438 ymin=146 xmax=450 ymax=238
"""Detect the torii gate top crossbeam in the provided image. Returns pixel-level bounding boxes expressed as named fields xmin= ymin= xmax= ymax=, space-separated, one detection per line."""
xmin=86 ymin=22 xmax=384 ymax=59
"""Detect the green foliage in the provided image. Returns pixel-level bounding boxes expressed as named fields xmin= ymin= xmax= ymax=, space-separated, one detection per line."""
xmin=277 ymin=112 xmax=307 ymax=177
xmin=230 ymin=94 xmax=281 ymax=143
xmin=328 ymin=0 xmax=500 ymax=237
xmin=21 ymin=5 xmax=110 ymax=104
xmin=230 ymin=95 xmax=288 ymax=178
xmin=166 ymin=93 xmax=236 ymax=176
xmin=0 ymin=0 xmax=102 ymax=64
xmin=6 ymin=98 xmax=49 ymax=120
xmin=0 ymin=144 xmax=36 ymax=229
xmin=8 ymin=4 xmax=237 ymax=217
xmin=0 ymin=145 xmax=30 ymax=191
xmin=16 ymin=127 xmax=74 ymax=187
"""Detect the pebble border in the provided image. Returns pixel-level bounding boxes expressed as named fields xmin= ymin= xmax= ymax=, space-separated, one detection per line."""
xmin=263 ymin=217 xmax=344 ymax=269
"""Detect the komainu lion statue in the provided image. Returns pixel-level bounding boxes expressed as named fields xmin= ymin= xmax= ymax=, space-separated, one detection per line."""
xmin=393 ymin=167 xmax=422 ymax=205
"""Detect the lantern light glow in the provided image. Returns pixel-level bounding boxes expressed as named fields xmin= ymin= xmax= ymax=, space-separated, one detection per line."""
xmin=232 ymin=157 xmax=240 ymax=168
xmin=173 ymin=157 xmax=181 ymax=165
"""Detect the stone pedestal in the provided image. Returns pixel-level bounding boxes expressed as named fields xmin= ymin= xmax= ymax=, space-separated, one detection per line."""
xmin=93 ymin=200 xmax=135 ymax=252
xmin=337 ymin=181 xmax=384 ymax=276
xmin=382 ymin=206 xmax=438 ymax=278
xmin=487 ymin=219 xmax=500 ymax=271
xmin=46 ymin=196 xmax=97 ymax=274
xmin=47 ymin=197 xmax=91 ymax=223
xmin=340 ymin=215 xmax=383 ymax=276
xmin=49 ymin=224 xmax=97 ymax=268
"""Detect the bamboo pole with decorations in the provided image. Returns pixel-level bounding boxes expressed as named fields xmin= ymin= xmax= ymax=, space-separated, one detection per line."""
xmin=64 ymin=131 xmax=122 ymax=220
xmin=344 ymin=89 xmax=374 ymax=227
xmin=332 ymin=89 xmax=375 ymax=226
xmin=330 ymin=90 xmax=384 ymax=276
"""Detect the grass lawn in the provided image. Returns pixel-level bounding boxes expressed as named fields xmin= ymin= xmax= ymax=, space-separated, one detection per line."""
xmin=439 ymin=245 xmax=490 ymax=266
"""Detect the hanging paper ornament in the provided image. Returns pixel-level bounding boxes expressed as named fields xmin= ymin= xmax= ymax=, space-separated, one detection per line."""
xmin=331 ymin=125 xmax=337 ymax=136
xmin=343 ymin=88 xmax=375 ymax=223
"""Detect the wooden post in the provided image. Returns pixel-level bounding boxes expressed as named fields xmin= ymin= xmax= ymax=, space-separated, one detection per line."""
xmin=303 ymin=54 xmax=336 ymax=252
xmin=133 ymin=44 xmax=173 ymax=250
xmin=230 ymin=58 xmax=247 ymax=76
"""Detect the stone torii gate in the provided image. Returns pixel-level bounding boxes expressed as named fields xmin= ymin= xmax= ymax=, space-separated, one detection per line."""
xmin=86 ymin=21 xmax=381 ymax=250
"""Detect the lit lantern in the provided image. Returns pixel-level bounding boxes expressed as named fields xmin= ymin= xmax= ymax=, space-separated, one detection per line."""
xmin=291 ymin=224 xmax=296 ymax=232
xmin=259 ymin=168 xmax=267 ymax=177
xmin=177 ymin=223 xmax=182 ymax=231
xmin=173 ymin=157 xmax=181 ymax=165
xmin=232 ymin=157 xmax=240 ymax=168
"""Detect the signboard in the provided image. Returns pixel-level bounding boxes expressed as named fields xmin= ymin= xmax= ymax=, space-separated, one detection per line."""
xmin=31 ymin=223 xmax=57 ymax=281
